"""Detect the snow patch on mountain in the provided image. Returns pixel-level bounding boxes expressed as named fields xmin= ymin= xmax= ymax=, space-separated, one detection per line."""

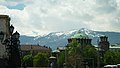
xmin=20 ymin=28 xmax=120 ymax=50
xmin=79 ymin=28 xmax=102 ymax=37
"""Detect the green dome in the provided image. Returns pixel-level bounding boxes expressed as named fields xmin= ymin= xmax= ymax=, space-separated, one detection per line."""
xmin=70 ymin=32 xmax=89 ymax=39
xmin=100 ymin=35 xmax=108 ymax=37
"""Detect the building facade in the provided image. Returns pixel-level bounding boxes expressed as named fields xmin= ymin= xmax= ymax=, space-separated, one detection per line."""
xmin=109 ymin=44 xmax=120 ymax=51
xmin=68 ymin=31 xmax=92 ymax=46
xmin=21 ymin=44 xmax=52 ymax=56
xmin=0 ymin=15 xmax=11 ymax=58
xmin=98 ymin=35 xmax=110 ymax=52
xmin=0 ymin=15 xmax=12 ymax=68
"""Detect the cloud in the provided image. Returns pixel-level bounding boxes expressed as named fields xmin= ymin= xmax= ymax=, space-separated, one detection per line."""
xmin=95 ymin=0 xmax=117 ymax=13
xmin=0 ymin=0 xmax=120 ymax=36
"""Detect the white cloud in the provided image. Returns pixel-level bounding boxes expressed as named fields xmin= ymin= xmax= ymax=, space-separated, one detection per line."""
xmin=0 ymin=0 xmax=120 ymax=36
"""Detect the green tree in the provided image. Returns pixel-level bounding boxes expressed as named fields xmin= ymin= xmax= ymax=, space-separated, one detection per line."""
xmin=57 ymin=51 xmax=65 ymax=67
xmin=104 ymin=50 xmax=120 ymax=65
xmin=66 ymin=40 xmax=84 ymax=68
xmin=66 ymin=40 xmax=97 ymax=68
xmin=33 ymin=52 xmax=49 ymax=67
xmin=83 ymin=45 xmax=97 ymax=58
xmin=83 ymin=45 xmax=97 ymax=68
xmin=22 ymin=54 xmax=33 ymax=67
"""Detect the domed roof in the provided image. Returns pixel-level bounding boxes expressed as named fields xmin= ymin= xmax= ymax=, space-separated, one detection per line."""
xmin=100 ymin=35 xmax=108 ymax=37
xmin=70 ymin=31 xmax=89 ymax=39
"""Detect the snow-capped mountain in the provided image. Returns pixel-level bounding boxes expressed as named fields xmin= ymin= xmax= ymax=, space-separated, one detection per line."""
xmin=79 ymin=28 xmax=102 ymax=37
xmin=20 ymin=28 xmax=120 ymax=50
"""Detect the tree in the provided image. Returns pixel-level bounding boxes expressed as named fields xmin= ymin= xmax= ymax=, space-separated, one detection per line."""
xmin=83 ymin=45 xmax=97 ymax=58
xmin=22 ymin=54 xmax=33 ymax=67
xmin=104 ymin=50 xmax=120 ymax=65
xmin=66 ymin=40 xmax=84 ymax=68
xmin=57 ymin=51 xmax=65 ymax=67
xmin=33 ymin=52 xmax=49 ymax=67
xmin=83 ymin=45 xmax=97 ymax=68
xmin=66 ymin=40 xmax=97 ymax=68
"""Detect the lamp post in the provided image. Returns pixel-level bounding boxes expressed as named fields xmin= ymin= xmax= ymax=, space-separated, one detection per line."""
xmin=49 ymin=56 xmax=56 ymax=68
xmin=9 ymin=25 xmax=14 ymax=35
xmin=52 ymin=49 xmax=60 ymax=68
xmin=0 ymin=25 xmax=21 ymax=68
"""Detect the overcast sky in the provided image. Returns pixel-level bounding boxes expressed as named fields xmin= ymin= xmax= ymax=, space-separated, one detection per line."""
xmin=0 ymin=0 xmax=120 ymax=36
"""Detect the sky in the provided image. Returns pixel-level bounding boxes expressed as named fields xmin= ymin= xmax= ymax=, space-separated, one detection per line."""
xmin=0 ymin=0 xmax=120 ymax=36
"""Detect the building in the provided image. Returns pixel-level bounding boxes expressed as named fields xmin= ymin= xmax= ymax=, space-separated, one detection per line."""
xmin=68 ymin=31 xmax=92 ymax=46
xmin=0 ymin=15 xmax=13 ymax=68
xmin=66 ymin=31 xmax=92 ymax=68
xmin=109 ymin=44 xmax=120 ymax=51
xmin=95 ymin=44 xmax=120 ymax=51
xmin=21 ymin=44 xmax=52 ymax=56
xmin=98 ymin=35 xmax=110 ymax=52
xmin=96 ymin=35 xmax=120 ymax=52
xmin=0 ymin=15 xmax=11 ymax=58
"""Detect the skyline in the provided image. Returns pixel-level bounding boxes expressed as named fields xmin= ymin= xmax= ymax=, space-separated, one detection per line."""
xmin=0 ymin=0 xmax=120 ymax=36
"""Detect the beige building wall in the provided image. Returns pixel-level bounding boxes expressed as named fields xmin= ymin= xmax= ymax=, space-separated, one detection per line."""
xmin=0 ymin=15 xmax=10 ymax=58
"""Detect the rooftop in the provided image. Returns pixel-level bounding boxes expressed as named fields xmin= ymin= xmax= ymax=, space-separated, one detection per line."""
xmin=100 ymin=35 xmax=108 ymax=37
xmin=70 ymin=31 xmax=89 ymax=39
xmin=110 ymin=45 xmax=120 ymax=49
xmin=0 ymin=15 xmax=9 ymax=18
xmin=21 ymin=44 xmax=51 ymax=51
xmin=95 ymin=44 xmax=120 ymax=49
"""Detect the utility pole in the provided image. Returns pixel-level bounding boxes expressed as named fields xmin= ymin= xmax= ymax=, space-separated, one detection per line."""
xmin=92 ymin=58 xmax=94 ymax=68
xmin=97 ymin=39 xmax=100 ymax=68
xmin=97 ymin=47 xmax=100 ymax=68
xmin=75 ymin=47 xmax=77 ymax=68
xmin=64 ymin=46 xmax=67 ymax=68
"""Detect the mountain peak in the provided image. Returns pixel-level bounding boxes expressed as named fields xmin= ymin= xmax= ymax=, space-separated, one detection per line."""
xmin=20 ymin=28 xmax=120 ymax=50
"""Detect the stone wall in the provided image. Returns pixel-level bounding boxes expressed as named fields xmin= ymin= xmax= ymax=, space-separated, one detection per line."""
xmin=0 ymin=15 xmax=10 ymax=58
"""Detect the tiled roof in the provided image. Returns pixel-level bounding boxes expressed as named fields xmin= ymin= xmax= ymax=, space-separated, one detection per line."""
xmin=20 ymin=44 xmax=51 ymax=52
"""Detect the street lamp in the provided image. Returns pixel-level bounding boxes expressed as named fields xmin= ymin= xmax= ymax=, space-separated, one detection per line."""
xmin=9 ymin=25 xmax=14 ymax=35
xmin=12 ymin=31 xmax=20 ymax=39
xmin=49 ymin=56 xmax=56 ymax=68
xmin=0 ymin=25 xmax=21 ymax=68
xmin=52 ymin=49 xmax=60 ymax=68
